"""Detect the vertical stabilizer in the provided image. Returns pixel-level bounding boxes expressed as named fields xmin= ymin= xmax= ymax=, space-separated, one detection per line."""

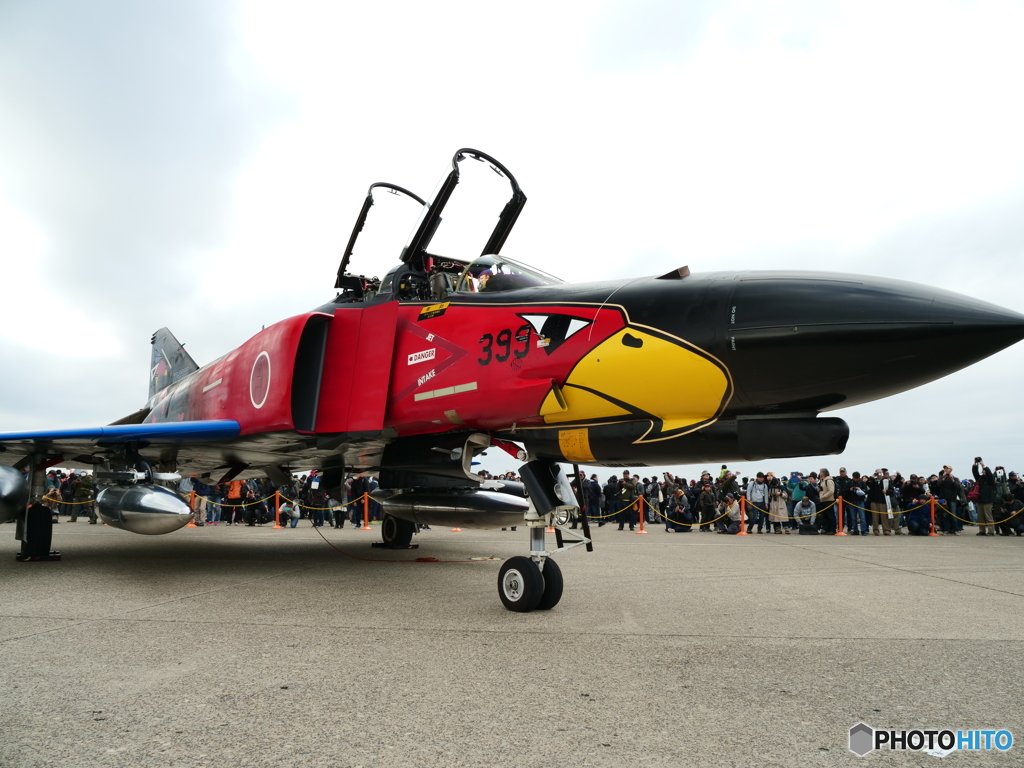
xmin=149 ymin=328 xmax=199 ymax=399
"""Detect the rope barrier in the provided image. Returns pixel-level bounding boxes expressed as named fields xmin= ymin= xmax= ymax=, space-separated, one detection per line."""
xmin=278 ymin=494 xmax=365 ymax=511
xmin=843 ymin=500 xmax=926 ymax=514
xmin=588 ymin=499 xmax=644 ymax=520
xmin=936 ymin=502 xmax=1019 ymax=527
xmin=645 ymin=500 xmax=731 ymax=527
xmin=195 ymin=495 xmax=276 ymax=508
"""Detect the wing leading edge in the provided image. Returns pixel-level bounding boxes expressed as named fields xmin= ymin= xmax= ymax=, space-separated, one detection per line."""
xmin=0 ymin=420 xmax=241 ymax=449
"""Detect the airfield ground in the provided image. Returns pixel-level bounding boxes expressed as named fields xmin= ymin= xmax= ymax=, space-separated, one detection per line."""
xmin=1 ymin=522 xmax=1022 ymax=767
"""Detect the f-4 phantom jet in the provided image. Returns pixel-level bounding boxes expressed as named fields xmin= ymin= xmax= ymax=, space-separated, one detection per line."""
xmin=3 ymin=148 xmax=1023 ymax=611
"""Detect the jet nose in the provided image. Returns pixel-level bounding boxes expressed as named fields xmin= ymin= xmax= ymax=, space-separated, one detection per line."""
xmin=725 ymin=271 xmax=1024 ymax=412
xmin=929 ymin=287 xmax=1024 ymax=356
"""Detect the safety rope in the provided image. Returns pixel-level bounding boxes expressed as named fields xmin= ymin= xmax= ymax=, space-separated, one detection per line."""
xmin=842 ymin=500 xmax=927 ymax=514
xmin=936 ymin=502 xmax=1020 ymax=527
xmin=745 ymin=499 xmax=836 ymax=520
xmin=588 ymin=499 xmax=645 ymax=520
xmin=278 ymin=493 xmax=366 ymax=511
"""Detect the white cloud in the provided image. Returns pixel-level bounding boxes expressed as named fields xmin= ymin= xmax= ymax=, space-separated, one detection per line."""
xmin=2 ymin=0 xmax=1022 ymax=477
xmin=0 ymin=199 xmax=122 ymax=357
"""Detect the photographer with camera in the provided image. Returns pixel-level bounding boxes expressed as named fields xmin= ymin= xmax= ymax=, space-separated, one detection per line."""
xmin=971 ymin=458 xmax=998 ymax=536
xmin=615 ymin=470 xmax=638 ymax=531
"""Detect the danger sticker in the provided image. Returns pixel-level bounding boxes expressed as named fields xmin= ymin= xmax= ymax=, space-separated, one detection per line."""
xmin=418 ymin=302 xmax=449 ymax=320
xmin=408 ymin=348 xmax=436 ymax=365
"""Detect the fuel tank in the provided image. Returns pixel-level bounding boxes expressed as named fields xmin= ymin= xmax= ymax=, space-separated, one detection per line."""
xmin=374 ymin=488 xmax=530 ymax=529
xmin=96 ymin=484 xmax=193 ymax=535
xmin=0 ymin=465 xmax=29 ymax=524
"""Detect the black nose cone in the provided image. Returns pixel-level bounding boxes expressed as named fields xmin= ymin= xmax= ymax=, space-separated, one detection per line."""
xmin=930 ymin=286 xmax=1024 ymax=358
xmin=724 ymin=272 xmax=1024 ymax=412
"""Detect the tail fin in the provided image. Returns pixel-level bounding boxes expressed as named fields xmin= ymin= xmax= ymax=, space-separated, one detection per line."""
xmin=150 ymin=328 xmax=199 ymax=399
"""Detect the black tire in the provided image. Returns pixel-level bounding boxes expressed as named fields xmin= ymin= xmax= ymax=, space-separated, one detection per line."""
xmin=22 ymin=504 xmax=53 ymax=558
xmin=535 ymin=557 xmax=563 ymax=610
xmin=381 ymin=514 xmax=414 ymax=547
xmin=498 ymin=556 xmax=545 ymax=612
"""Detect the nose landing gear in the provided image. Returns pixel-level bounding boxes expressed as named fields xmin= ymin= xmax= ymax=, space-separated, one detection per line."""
xmin=496 ymin=460 xmax=588 ymax=612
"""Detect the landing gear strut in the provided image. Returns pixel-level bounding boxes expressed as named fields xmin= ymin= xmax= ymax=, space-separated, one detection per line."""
xmin=496 ymin=460 xmax=587 ymax=612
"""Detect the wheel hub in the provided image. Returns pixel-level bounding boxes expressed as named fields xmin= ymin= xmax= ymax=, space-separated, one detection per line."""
xmin=502 ymin=569 xmax=524 ymax=601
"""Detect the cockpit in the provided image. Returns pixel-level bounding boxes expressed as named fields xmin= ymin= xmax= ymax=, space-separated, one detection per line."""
xmin=331 ymin=149 xmax=556 ymax=305
xmin=454 ymin=256 xmax=562 ymax=294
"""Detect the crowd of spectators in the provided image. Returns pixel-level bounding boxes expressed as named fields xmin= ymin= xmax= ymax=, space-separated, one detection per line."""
xmin=571 ymin=460 xmax=1024 ymax=537
xmin=37 ymin=460 xmax=1024 ymax=539
xmin=175 ymin=472 xmax=388 ymax=528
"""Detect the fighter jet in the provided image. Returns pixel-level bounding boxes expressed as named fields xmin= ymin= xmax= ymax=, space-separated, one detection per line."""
xmin=2 ymin=148 xmax=1023 ymax=611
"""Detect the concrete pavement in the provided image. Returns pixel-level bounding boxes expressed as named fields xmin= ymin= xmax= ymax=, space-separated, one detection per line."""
xmin=2 ymin=521 xmax=1022 ymax=767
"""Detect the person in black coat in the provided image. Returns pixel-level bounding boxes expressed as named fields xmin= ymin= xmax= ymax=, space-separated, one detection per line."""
xmin=971 ymin=459 xmax=997 ymax=535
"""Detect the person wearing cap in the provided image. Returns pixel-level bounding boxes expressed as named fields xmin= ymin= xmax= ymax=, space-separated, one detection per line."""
xmin=718 ymin=493 xmax=741 ymax=534
xmin=1009 ymin=472 xmax=1024 ymax=505
xmin=697 ymin=482 xmax=718 ymax=532
xmin=800 ymin=474 xmax=820 ymax=527
xmin=999 ymin=493 xmax=1024 ymax=536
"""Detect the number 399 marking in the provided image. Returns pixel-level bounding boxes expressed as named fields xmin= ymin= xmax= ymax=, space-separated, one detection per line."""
xmin=479 ymin=324 xmax=531 ymax=366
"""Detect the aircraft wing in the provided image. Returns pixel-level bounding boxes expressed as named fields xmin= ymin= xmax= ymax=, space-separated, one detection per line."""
xmin=0 ymin=421 xmax=241 ymax=468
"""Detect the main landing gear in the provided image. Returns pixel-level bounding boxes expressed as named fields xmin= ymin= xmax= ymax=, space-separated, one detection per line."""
xmin=380 ymin=514 xmax=415 ymax=548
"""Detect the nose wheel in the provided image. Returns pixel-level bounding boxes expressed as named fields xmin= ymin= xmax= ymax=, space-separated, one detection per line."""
xmin=497 ymin=555 xmax=563 ymax=612
xmin=495 ymin=458 xmax=586 ymax=612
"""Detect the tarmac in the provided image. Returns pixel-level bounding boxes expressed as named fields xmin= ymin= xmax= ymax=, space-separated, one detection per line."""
xmin=1 ymin=520 xmax=1022 ymax=768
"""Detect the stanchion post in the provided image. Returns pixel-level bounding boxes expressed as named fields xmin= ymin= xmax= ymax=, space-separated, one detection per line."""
xmin=928 ymin=497 xmax=940 ymax=536
xmin=359 ymin=492 xmax=371 ymax=530
xmin=187 ymin=490 xmax=197 ymax=527
xmin=636 ymin=496 xmax=649 ymax=534
xmin=737 ymin=497 xmax=749 ymax=535
xmin=273 ymin=490 xmax=284 ymax=529
xmin=835 ymin=497 xmax=847 ymax=536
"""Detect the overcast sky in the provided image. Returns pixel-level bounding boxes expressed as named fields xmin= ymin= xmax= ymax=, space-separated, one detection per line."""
xmin=1 ymin=0 xmax=1022 ymax=482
